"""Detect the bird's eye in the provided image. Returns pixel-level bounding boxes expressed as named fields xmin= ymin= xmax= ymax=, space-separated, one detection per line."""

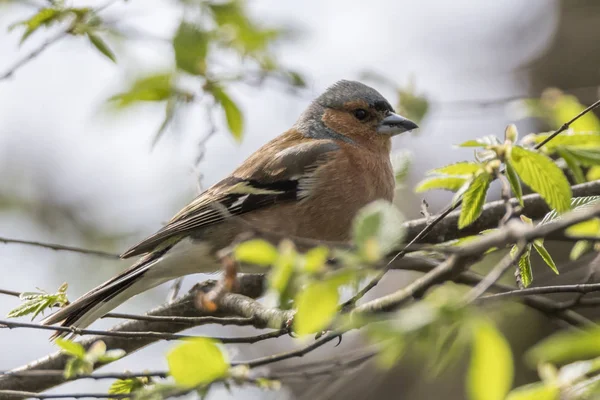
xmin=353 ymin=109 xmax=368 ymax=121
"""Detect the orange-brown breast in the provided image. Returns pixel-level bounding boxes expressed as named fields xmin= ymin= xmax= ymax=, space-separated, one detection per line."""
xmin=241 ymin=141 xmax=395 ymax=242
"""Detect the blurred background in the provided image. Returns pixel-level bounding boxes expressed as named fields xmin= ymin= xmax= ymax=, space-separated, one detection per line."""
xmin=1 ymin=0 xmax=599 ymax=398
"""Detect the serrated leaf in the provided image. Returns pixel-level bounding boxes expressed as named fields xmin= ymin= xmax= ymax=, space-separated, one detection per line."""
xmin=56 ymin=338 xmax=86 ymax=359
xmin=512 ymin=245 xmax=533 ymax=287
xmin=526 ymin=327 xmax=600 ymax=365
xmin=352 ymin=200 xmax=405 ymax=261
xmin=505 ymin=159 xmax=523 ymax=206
xmin=566 ymin=218 xmax=600 ymax=238
xmin=173 ymin=21 xmax=208 ymax=75
xmin=533 ymin=240 xmax=558 ymax=275
xmin=467 ymin=319 xmax=513 ymax=400
xmin=293 ymin=281 xmax=339 ymax=336
xmin=570 ymin=240 xmax=591 ymax=261
xmin=557 ymin=148 xmax=585 ymax=184
xmin=415 ymin=176 xmax=468 ymax=193
xmin=109 ymin=377 xmax=147 ymax=398
xmin=210 ymin=86 xmax=244 ymax=141
xmin=509 ymin=146 xmax=571 ymax=213
xmin=109 ymin=73 xmax=174 ymax=108
xmin=559 ymin=148 xmax=600 ymax=167
xmin=457 ymin=135 xmax=501 ymax=148
xmin=506 ymin=383 xmax=559 ymax=400
xmin=234 ymin=239 xmax=278 ymax=267
xmin=167 ymin=338 xmax=229 ymax=387
xmin=428 ymin=162 xmax=481 ymax=176
xmin=87 ymin=32 xmax=116 ymax=63
xmin=458 ymin=172 xmax=491 ymax=229
xmin=541 ymin=196 xmax=600 ymax=225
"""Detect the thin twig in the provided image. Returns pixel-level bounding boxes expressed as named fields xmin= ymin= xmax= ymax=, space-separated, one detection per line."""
xmin=0 ymin=237 xmax=119 ymax=259
xmin=0 ymin=319 xmax=288 ymax=343
xmin=0 ymin=370 xmax=167 ymax=380
xmin=481 ymin=282 xmax=600 ymax=301
xmin=463 ymin=241 xmax=526 ymax=303
xmin=0 ymin=30 xmax=69 ymax=82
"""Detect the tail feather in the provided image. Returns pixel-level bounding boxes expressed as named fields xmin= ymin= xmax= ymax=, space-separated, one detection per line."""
xmin=41 ymin=238 xmax=217 ymax=337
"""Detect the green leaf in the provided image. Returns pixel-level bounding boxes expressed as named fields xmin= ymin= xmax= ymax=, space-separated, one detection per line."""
xmin=506 ymin=383 xmax=559 ymax=400
xmin=151 ymin=97 xmax=178 ymax=148
xmin=467 ymin=319 xmax=513 ymax=400
xmin=458 ymin=172 xmax=491 ymax=229
xmin=11 ymin=8 xmax=63 ymax=44
xmin=532 ymin=240 xmax=558 ymax=275
xmin=541 ymin=196 xmax=600 ymax=225
xmin=559 ymin=148 xmax=600 ymax=167
xmin=234 ymin=239 xmax=278 ymax=267
xmin=87 ymin=32 xmax=116 ymax=63
xmin=415 ymin=176 xmax=468 ymax=193
xmin=293 ymin=281 xmax=339 ymax=336
xmin=429 ymin=162 xmax=481 ymax=176
xmin=210 ymin=86 xmax=244 ymax=141
xmin=566 ymin=218 xmax=600 ymax=238
xmin=56 ymin=338 xmax=86 ymax=359
xmin=505 ymin=160 xmax=523 ymax=206
xmin=457 ymin=136 xmax=501 ymax=148
xmin=352 ymin=200 xmax=405 ymax=262
xmin=533 ymin=131 xmax=600 ymax=150
xmin=173 ymin=21 xmax=209 ymax=75
xmin=396 ymin=85 xmax=429 ymax=125
xmin=109 ymin=73 xmax=174 ymax=108
xmin=587 ymin=166 xmax=600 ymax=181
xmin=167 ymin=338 xmax=229 ymax=387
xmin=526 ymin=327 xmax=600 ymax=365
xmin=512 ymin=245 xmax=533 ymax=288
xmin=7 ymin=284 xmax=69 ymax=320
xmin=545 ymin=91 xmax=600 ymax=132
xmin=557 ymin=148 xmax=585 ymax=184
xmin=268 ymin=241 xmax=296 ymax=296
xmin=509 ymin=146 xmax=571 ymax=213
xmin=570 ymin=240 xmax=591 ymax=260
xmin=302 ymin=246 xmax=329 ymax=273
xmin=391 ymin=151 xmax=412 ymax=185
xmin=108 ymin=377 xmax=148 ymax=398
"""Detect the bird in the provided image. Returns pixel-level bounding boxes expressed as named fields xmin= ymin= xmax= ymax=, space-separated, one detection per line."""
xmin=41 ymin=79 xmax=418 ymax=333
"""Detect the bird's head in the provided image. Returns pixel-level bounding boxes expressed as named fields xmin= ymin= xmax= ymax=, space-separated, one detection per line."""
xmin=295 ymin=80 xmax=418 ymax=149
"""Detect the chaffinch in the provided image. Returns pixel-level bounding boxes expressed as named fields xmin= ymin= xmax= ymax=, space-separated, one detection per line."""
xmin=42 ymin=80 xmax=418 ymax=331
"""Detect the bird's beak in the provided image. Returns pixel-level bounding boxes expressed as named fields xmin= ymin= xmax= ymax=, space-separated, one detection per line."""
xmin=377 ymin=113 xmax=419 ymax=136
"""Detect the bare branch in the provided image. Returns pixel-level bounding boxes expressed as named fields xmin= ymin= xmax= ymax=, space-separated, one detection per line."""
xmin=0 ymin=237 xmax=119 ymax=259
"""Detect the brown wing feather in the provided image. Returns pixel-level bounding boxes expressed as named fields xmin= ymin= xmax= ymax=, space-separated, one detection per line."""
xmin=120 ymin=134 xmax=339 ymax=258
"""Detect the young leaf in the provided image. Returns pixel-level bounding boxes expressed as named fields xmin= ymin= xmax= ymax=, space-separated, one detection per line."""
xmin=506 ymin=383 xmax=559 ymax=400
xmin=570 ymin=240 xmax=591 ymax=261
xmin=457 ymin=136 xmax=501 ymax=148
xmin=11 ymin=8 xmax=63 ymax=44
xmin=532 ymin=240 xmax=558 ymax=275
xmin=56 ymin=338 xmax=86 ymax=359
xmin=509 ymin=146 xmax=571 ymax=213
xmin=173 ymin=21 xmax=209 ymax=75
xmin=540 ymin=196 xmax=600 ymax=225
xmin=526 ymin=327 xmax=600 ymax=365
xmin=293 ymin=281 xmax=339 ymax=336
xmin=512 ymin=245 xmax=533 ymax=288
xmin=505 ymin=160 xmax=523 ymax=206
xmin=87 ymin=32 xmax=116 ymax=63
xmin=428 ymin=162 xmax=481 ymax=176
xmin=7 ymin=283 xmax=69 ymax=320
xmin=352 ymin=200 xmax=405 ymax=261
xmin=458 ymin=172 xmax=491 ymax=229
xmin=566 ymin=218 xmax=600 ymax=238
xmin=301 ymin=246 xmax=329 ymax=273
xmin=587 ymin=166 xmax=600 ymax=181
xmin=415 ymin=176 xmax=468 ymax=193
xmin=560 ymin=148 xmax=600 ymax=167
xmin=533 ymin=131 xmax=600 ymax=150
xmin=109 ymin=377 xmax=149 ymax=398
xmin=167 ymin=338 xmax=229 ymax=387
xmin=234 ymin=239 xmax=278 ymax=267
xmin=557 ymin=148 xmax=585 ymax=184
xmin=210 ymin=86 xmax=244 ymax=141
xmin=467 ymin=319 xmax=513 ymax=400
xmin=109 ymin=73 xmax=175 ymax=108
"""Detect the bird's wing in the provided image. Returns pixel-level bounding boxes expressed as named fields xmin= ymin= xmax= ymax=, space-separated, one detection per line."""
xmin=121 ymin=139 xmax=340 ymax=258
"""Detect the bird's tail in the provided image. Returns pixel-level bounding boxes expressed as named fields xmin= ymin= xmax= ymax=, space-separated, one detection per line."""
xmin=41 ymin=239 xmax=216 ymax=338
